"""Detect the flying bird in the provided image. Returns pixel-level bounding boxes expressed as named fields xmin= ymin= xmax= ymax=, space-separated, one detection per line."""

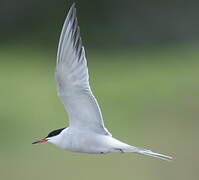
xmin=33 ymin=3 xmax=172 ymax=161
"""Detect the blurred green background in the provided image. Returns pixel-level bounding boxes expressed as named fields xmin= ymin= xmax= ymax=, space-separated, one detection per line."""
xmin=1 ymin=1 xmax=199 ymax=180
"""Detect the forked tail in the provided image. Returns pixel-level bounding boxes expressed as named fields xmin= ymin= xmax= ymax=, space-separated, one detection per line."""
xmin=117 ymin=146 xmax=172 ymax=161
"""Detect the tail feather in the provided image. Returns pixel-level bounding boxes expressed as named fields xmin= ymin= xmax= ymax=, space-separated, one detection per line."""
xmin=123 ymin=146 xmax=173 ymax=161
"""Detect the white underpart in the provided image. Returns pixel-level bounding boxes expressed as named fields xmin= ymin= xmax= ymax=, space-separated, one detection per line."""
xmin=50 ymin=3 xmax=172 ymax=161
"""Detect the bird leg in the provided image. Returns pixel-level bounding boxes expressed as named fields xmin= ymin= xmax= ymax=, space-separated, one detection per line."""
xmin=114 ymin=148 xmax=124 ymax=153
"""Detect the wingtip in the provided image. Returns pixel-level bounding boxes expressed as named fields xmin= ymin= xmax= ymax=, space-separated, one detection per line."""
xmin=72 ymin=2 xmax=76 ymax=7
xmin=70 ymin=2 xmax=76 ymax=10
xmin=66 ymin=2 xmax=76 ymax=18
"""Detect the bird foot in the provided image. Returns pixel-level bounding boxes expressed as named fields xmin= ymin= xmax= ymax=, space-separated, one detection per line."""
xmin=114 ymin=148 xmax=124 ymax=153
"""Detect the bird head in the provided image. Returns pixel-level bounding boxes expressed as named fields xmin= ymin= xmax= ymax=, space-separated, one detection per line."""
xmin=32 ymin=128 xmax=65 ymax=145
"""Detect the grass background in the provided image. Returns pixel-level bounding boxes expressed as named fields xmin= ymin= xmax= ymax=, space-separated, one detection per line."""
xmin=0 ymin=43 xmax=198 ymax=180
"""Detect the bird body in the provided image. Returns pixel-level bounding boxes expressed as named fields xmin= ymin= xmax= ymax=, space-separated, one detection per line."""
xmin=46 ymin=127 xmax=171 ymax=160
xmin=33 ymin=3 xmax=172 ymax=161
xmin=49 ymin=127 xmax=120 ymax=154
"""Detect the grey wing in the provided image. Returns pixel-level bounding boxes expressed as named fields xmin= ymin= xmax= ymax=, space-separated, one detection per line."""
xmin=55 ymin=4 xmax=111 ymax=136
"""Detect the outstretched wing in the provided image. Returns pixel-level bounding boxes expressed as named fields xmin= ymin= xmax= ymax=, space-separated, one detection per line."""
xmin=55 ymin=3 xmax=111 ymax=135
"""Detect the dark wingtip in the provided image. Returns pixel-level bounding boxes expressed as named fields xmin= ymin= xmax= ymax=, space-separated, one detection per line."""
xmin=67 ymin=2 xmax=76 ymax=20
xmin=70 ymin=2 xmax=76 ymax=10
xmin=72 ymin=2 xmax=76 ymax=7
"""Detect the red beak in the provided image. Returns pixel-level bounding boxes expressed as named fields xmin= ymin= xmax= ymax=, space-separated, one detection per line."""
xmin=32 ymin=138 xmax=48 ymax=144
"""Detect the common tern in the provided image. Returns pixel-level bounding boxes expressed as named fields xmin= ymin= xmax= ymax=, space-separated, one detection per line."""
xmin=33 ymin=3 xmax=172 ymax=161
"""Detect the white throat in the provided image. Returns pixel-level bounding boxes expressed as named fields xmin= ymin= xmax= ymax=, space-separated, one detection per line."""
xmin=47 ymin=134 xmax=64 ymax=147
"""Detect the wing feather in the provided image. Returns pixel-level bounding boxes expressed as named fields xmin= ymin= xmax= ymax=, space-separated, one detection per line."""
xmin=55 ymin=3 xmax=111 ymax=135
